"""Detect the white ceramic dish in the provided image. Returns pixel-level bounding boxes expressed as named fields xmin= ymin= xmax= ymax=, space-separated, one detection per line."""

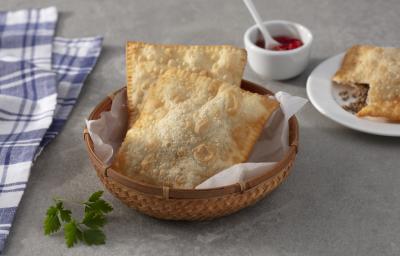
xmin=307 ymin=53 xmax=400 ymax=137
xmin=244 ymin=20 xmax=313 ymax=80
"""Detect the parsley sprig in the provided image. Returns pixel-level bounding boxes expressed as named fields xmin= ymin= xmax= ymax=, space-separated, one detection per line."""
xmin=44 ymin=191 xmax=113 ymax=248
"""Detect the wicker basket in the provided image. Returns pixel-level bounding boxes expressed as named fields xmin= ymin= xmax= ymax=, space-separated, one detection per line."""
xmin=83 ymin=80 xmax=299 ymax=220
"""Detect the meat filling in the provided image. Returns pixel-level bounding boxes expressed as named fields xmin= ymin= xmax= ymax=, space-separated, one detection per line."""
xmin=339 ymin=84 xmax=369 ymax=114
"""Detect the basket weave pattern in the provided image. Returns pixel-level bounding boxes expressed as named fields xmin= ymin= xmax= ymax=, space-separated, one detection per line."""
xmin=84 ymin=81 xmax=298 ymax=220
xmin=90 ymin=154 xmax=294 ymax=220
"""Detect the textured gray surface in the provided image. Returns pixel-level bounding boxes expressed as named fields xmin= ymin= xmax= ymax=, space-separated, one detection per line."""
xmin=2 ymin=0 xmax=400 ymax=255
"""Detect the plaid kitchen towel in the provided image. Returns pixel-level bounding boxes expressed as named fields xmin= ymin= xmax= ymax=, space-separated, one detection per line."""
xmin=0 ymin=7 xmax=102 ymax=251
xmin=38 ymin=37 xmax=103 ymax=153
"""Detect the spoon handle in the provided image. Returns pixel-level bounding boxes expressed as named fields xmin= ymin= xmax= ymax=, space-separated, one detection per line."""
xmin=243 ymin=0 xmax=279 ymax=46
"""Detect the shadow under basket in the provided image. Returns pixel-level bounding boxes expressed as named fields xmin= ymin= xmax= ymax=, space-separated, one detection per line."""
xmin=83 ymin=80 xmax=299 ymax=221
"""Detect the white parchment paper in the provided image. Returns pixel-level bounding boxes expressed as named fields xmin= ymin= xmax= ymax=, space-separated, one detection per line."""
xmin=86 ymin=91 xmax=128 ymax=165
xmin=86 ymin=90 xmax=307 ymax=189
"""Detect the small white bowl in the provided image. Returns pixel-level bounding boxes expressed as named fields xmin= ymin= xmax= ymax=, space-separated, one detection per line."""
xmin=244 ymin=20 xmax=313 ymax=80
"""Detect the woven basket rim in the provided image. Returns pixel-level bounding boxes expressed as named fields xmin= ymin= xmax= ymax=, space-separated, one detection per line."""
xmin=83 ymin=80 xmax=299 ymax=199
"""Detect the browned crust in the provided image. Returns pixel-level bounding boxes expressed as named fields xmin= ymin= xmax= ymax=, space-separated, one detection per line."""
xmin=332 ymin=45 xmax=376 ymax=85
xmin=146 ymin=67 xmax=278 ymax=165
xmin=332 ymin=45 xmax=400 ymax=122
xmin=357 ymin=100 xmax=400 ymax=122
xmin=125 ymin=41 xmax=247 ymax=126
xmin=242 ymin=98 xmax=279 ymax=162
xmin=117 ymin=67 xmax=279 ymax=188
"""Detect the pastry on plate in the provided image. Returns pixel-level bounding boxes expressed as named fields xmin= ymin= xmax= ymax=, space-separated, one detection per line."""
xmin=332 ymin=45 xmax=400 ymax=121
xmin=126 ymin=41 xmax=247 ymax=126
xmin=113 ymin=68 xmax=279 ymax=189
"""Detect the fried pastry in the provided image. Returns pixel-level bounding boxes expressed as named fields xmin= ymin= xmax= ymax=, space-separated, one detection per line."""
xmin=332 ymin=45 xmax=379 ymax=86
xmin=113 ymin=68 xmax=279 ymax=189
xmin=332 ymin=45 xmax=400 ymax=121
xmin=126 ymin=41 xmax=247 ymax=126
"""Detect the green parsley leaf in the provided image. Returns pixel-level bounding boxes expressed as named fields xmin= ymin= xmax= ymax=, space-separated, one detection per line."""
xmin=88 ymin=191 xmax=104 ymax=202
xmin=55 ymin=201 xmax=63 ymax=210
xmin=59 ymin=208 xmax=72 ymax=222
xmin=55 ymin=201 xmax=72 ymax=222
xmin=46 ymin=204 xmax=59 ymax=216
xmin=64 ymin=220 xmax=82 ymax=248
xmin=43 ymin=206 xmax=61 ymax=235
xmin=82 ymin=211 xmax=106 ymax=229
xmin=82 ymin=228 xmax=106 ymax=245
xmin=44 ymin=191 xmax=112 ymax=248
xmin=85 ymin=199 xmax=113 ymax=215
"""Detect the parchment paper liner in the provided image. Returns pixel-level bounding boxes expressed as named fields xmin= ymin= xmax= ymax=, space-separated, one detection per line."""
xmin=86 ymin=90 xmax=306 ymax=189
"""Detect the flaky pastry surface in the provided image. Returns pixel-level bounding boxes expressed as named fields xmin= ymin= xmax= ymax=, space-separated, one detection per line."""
xmin=113 ymin=68 xmax=279 ymax=189
xmin=126 ymin=41 xmax=247 ymax=126
xmin=332 ymin=45 xmax=400 ymax=121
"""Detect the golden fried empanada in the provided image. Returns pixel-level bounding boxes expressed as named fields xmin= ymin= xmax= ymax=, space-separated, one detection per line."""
xmin=332 ymin=45 xmax=400 ymax=121
xmin=126 ymin=41 xmax=247 ymax=126
xmin=332 ymin=45 xmax=380 ymax=86
xmin=113 ymin=68 xmax=279 ymax=189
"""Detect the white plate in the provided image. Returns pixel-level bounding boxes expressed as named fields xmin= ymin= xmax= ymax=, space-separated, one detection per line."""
xmin=306 ymin=53 xmax=400 ymax=136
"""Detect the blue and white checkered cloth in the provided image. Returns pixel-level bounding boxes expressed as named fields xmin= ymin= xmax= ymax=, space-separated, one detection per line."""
xmin=0 ymin=7 xmax=102 ymax=251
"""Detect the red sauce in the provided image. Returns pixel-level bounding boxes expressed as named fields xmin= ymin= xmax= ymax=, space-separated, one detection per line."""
xmin=255 ymin=36 xmax=303 ymax=51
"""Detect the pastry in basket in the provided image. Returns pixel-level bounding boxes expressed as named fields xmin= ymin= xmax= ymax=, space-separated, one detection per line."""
xmin=332 ymin=45 xmax=400 ymax=121
xmin=126 ymin=41 xmax=247 ymax=126
xmin=113 ymin=68 xmax=279 ymax=189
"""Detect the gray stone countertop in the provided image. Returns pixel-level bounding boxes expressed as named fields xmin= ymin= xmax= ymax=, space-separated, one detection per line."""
xmin=2 ymin=0 xmax=400 ymax=255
